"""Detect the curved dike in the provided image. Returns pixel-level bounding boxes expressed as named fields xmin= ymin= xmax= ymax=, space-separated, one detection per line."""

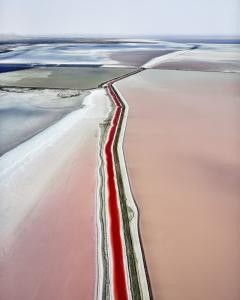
xmin=99 ymin=69 xmax=152 ymax=299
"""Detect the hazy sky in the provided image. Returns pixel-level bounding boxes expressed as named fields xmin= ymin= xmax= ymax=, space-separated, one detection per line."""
xmin=0 ymin=0 xmax=239 ymax=36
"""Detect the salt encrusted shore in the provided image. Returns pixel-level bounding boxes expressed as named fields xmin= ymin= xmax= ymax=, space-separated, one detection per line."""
xmin=96 ymin=71 xmax=151 ymax=300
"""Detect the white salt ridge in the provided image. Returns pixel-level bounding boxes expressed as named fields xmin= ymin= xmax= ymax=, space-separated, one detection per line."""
xmin=143 ymin=44 xmax=240 ymax=71
xmin=142 ymin=49 xmax=190 ymax=68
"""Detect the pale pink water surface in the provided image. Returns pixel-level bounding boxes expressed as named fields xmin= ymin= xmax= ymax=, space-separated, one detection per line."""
xmin=1 ymin=147 xmax=96 ymax=300
xmin=0 ymin=90 xmax=110 ymax=300
xmin=115 ymin=70 xmax=240 ymax=300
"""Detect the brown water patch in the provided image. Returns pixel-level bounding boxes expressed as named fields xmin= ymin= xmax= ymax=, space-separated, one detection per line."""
xmin=115 ymin=70 xmax=240 ymax=300
xmin=110 ymin=50 xmax=175 ymax=68
xmin=153 ymin=60 xmax=240 ymax=72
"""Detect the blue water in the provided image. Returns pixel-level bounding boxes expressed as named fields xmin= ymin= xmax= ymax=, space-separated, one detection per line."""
xmin=0 ymin=41 xmax=190 ymax=66
xmin=0 ymin=64 xmax=33 ymax=73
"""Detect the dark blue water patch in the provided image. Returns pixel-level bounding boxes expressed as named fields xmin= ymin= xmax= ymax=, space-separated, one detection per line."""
xmin=0 ymin=64 xmax=34 ymax=73
xmin=1 ymin=37 xmax=239 ymax=46
xmin=50 ymin=64 xmax=103 ymax=68
xmin=0 ymin=63 xmax=104 ymax=73
xmin=0 ymin=38 xmax=155 ymax=45
xmin=190 ymin=45 xmax=199 ymax=50
xmin=33 ymin=64 xmax=103 ymax=68
xmin=0 ymin=49 xmax=13 ymax=54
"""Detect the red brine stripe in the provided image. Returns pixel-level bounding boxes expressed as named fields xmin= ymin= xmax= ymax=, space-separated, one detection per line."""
xmin=105 ymin=82 xmax=128 ymax=300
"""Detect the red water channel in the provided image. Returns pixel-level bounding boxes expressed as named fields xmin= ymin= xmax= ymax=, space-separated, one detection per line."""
xmin=105 ymin=82 xmax=128 ymax=300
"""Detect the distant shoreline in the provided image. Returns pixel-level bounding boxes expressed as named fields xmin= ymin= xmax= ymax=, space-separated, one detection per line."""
xmin=0 ymin=35 xmax=240 ymax=44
